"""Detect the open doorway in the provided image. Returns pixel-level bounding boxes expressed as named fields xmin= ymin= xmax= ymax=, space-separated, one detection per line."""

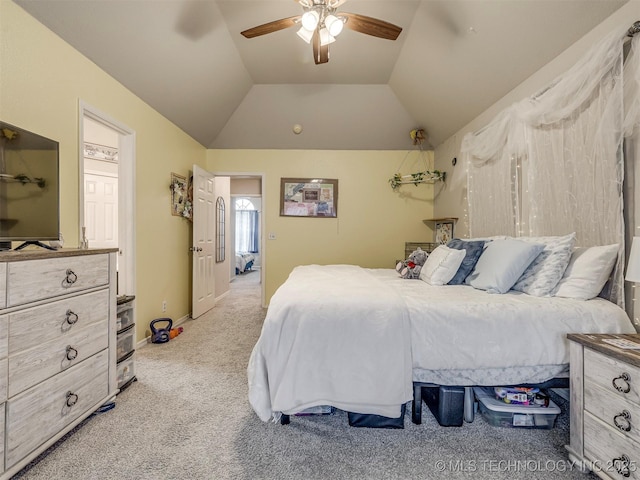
xmin=232 ymin=195 xmax=261 ymax=275
xmin=79 ymin=101 xmax=136 ymax=297
xmin=215 ymin=173 xmax=265 ymax=306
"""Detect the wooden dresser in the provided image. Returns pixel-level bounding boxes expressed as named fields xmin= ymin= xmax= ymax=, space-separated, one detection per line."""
xmin=0 ymin=248 xmax=118 ymax=478
xmin=566 ymin=333 xmax=640 ymax=479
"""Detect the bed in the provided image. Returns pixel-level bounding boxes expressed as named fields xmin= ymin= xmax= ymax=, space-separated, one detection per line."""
xmin=247 ymin=239 xmax=638 ymax=424
xmin=235 ymin=252 xmax=255 ymax=274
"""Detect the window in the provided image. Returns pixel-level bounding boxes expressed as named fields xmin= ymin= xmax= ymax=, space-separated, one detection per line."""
xmin=216 ymin=196 xmax=225 ymax=262
xmin=235 ymin=198 xmax=259 ymax=253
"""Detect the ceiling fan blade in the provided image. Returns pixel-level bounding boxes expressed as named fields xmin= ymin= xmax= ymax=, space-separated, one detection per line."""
xmin=312 ymin=29 xmax=329 ymax=65
xmin=341 ymin=12 xmax=402 ymax=40
xmin=241 ymin=16 xmax=300 ymax=38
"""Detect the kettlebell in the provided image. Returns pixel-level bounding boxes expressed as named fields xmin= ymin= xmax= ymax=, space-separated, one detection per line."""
xmin=150 ymin=318 xmax=173 ymax=344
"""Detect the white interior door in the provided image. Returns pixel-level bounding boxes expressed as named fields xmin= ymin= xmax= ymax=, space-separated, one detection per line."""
xmin=84 ymin=172 xmax=118 ymax=248
xmin=192 ymin=165 xmax=216 ymax=318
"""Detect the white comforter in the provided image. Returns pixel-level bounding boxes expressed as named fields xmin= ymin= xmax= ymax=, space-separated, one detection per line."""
xmin=248 ymin=265 xmax=636 ymax=422
xmin=248 ymin=265 xmax=413 ymax=421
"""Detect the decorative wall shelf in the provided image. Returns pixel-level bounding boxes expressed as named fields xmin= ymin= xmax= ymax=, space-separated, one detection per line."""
xmin=389 ymin=128 xmax=445 ymax=190
xmin=0 ymin=173 xmax=46 ymax=188
xmin=422 ymin=217 xmax=458 ymax=226
xmin=389 ymin=170 xmax=446 ymax=190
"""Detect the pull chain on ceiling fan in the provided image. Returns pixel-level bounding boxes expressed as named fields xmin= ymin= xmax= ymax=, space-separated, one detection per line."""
xmin=240 ymin=0 xmax=402 ymax=65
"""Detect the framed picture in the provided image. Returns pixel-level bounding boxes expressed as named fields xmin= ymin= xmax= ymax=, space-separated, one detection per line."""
xmin=435 ymin=220 xmax=454 ymax=244
xmin=280 ymin=178 xmax=338 ymax=218
xmin=170 ymin=172 xmax=188 ymax=217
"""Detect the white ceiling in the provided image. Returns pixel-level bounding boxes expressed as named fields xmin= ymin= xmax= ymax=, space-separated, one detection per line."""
xmin=15 ymin=0 xmax=630 ymax=150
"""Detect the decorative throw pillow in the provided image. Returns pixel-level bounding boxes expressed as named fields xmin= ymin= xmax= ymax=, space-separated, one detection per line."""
xmin=446 ymin=239 xmax=486 ymax=285
xmin=466 ymin=239 xmax=545 ymax=294
xmin=419 ymin=245 xmax=466 ymax=286
xmin=511 ymin=233 xmax=576 ymax=297
xmin=554 ymin=244 xmax=619 ymax=300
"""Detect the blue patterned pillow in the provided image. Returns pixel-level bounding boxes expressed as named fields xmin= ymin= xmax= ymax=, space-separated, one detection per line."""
xmin=446 ymin=239 xmax=486 ymax=285
xmin=511 ymin=233 xmax=576 ymax=297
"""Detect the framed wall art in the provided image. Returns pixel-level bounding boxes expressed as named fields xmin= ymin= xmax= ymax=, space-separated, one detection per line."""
xmin=435 ymin=220 xmax=454 ymax=244
xmin=170 ymin=172 xmax=188 ymax=217
xmin=280 ymin=178 xmax=338 ymax=218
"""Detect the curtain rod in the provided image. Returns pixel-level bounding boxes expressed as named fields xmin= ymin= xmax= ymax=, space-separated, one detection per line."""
xmin=628 ymin=20 xmax=640 ymax=37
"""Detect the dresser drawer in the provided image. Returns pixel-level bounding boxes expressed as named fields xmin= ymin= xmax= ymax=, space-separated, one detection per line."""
xmin=0 ymin=314 xmax=8 ymax=360
xmin=0 ymin=402 xmax=5 ymax=473
xmin=7 ymin=254 xmax=109 ymax=307
xmin=585 ymin=412 xmax=640 ymax=480
xmin=585 ymin=348 xmax=640 ymax=405
xmin=8 ymin=323 xmax=108 ymax=396
xmin=0 ymin=358 xmax=6 ymax=403
xmin=586 ymin=380 xmax=640 ymax=445
xmin=0 ymin=262 xmax=6 ymax=309
xmin=8 ymin=289 xmax=109 ymax=354
xmin=6 ymin=350 xmax=108 ymax=468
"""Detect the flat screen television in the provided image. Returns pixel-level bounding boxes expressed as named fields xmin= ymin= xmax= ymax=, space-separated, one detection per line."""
xmin=0 ymin=121 xmax=60 ymax=251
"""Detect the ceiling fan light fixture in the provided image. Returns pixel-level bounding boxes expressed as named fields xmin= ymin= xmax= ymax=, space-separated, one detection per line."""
xmin=301 ymin=10 xmax=319 ymax=31
xmin=319 ymin=28 xmax=335 ymax=46
xmin=325 ymin=14 xmax=344 ymax=37
xmin=296 ymin=27 xmax=314 ymax=44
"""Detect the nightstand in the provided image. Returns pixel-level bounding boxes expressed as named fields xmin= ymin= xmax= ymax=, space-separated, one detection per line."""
xmin=566 ymin=333 xmax=640 ymax=479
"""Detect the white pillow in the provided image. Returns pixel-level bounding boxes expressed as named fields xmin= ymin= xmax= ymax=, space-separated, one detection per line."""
xmin=554 ymin=244 xmax=619 ymax=300
xmin=466 ymin=239 xmax=545 ymax=294
xmin=419 ymin=245 xmax=466 ymax=285
xmin=511 ymin=233 xmax=576 ymax=297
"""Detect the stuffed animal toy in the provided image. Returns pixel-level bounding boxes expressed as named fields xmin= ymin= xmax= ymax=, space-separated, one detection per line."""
xmin=395 ymin=247 xmax=428 ymax=279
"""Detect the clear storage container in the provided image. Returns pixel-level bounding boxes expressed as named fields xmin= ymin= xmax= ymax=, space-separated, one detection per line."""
xmin=116 ymin=324 xmax=135 ymax=362
xmin=116 ymin=303 xmax=134 ymax=332
xmin=117 ymin=352 xmax=135 ymax=389
xmin=474 ymin=387 xmax=560 ymax=429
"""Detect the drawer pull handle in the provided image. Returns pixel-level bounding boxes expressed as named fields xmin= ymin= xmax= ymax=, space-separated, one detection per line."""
xmin=66 ymin=391 xmax=79 ymax=407
xmin=65 ymin=310 xmax=79 ymax=325
xmin=66 ymin=346 xmax=78 ymax=361
xmin=613 ymin=454 xmax=631 ymax=478
xmin=613 ymin=410 xmax=632 ymax=432
xmin=64 ymin=269 xmax=78 ymax=286
xmin=612 ymin=373 xmax=631 ymax=394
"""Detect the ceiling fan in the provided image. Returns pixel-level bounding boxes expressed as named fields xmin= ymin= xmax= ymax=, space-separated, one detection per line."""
xmin=240 ymin=0 xmax=402 ymax=65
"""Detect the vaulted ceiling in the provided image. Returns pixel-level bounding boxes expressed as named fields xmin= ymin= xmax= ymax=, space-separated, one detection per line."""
xmin=15 ymin=0 xmax=629 ymax=150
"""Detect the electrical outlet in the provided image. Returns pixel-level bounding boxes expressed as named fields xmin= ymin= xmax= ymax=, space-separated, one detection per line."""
xmin=162 ymin=300 xmax=167 ymax=312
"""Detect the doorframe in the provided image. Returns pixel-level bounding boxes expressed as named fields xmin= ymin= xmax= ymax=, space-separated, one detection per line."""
xmin=78 ymin=100 xmax=136 ymax=296
xmin=211 ymin=171 xmax=266 ymax=307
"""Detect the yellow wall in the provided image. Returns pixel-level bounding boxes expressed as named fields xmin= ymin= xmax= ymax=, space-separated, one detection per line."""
xmin=208 ymin=149 xmax=437 ymax=303
xmin=1 ymin=1 xmax=207 ymax=342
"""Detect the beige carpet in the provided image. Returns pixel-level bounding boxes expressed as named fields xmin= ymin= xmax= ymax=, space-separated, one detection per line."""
xmin=15 ymin=267 xmax=596 ymax=479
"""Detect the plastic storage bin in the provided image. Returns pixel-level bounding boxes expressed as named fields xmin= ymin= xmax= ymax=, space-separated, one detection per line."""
xmin=116 ymin=324 xmax=135 ymax=362
xmin=116 ymin=303 xmax=134 ymax=332
xmin=474 ymin=387 xmax=560 ymax=429
xmin=117 ymin=352 xmax=136 ymax=389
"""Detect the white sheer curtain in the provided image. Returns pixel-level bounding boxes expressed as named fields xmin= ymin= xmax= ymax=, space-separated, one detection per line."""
xmin=625 ymin=33 xmax=640 ymax=322
xmin=461 ymin=26 xmax=640 ymax=306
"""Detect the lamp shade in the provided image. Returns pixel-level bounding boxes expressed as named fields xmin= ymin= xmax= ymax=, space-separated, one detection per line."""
xmin=301 ymin=10 xmax=319 ymax=31
xmin=296 ymin=27 xmax=314 ymax=44
xmin=325 ymin=15 xmax=344 ymax=36
xmin=626 ymin=237 xmax=640 ymax=282
xmin=319 ymin=28 xmax=335 ymax=46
